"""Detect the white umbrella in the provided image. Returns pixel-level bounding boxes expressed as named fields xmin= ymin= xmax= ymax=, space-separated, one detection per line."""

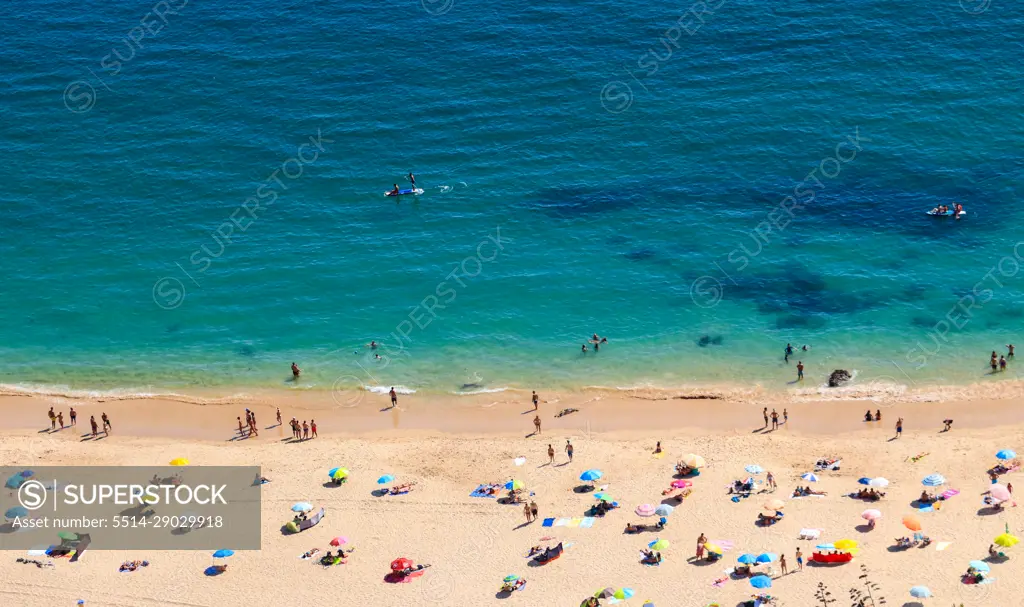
xmin=869 ymin=477 xmax=889 ymax=489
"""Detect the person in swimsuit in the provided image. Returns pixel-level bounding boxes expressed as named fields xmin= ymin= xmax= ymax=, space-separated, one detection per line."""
xmin=408 ymin=173 xmax=415 ymax=188
xmin=391 ymin=184 xmax=400 ymax=195
xmin=291 ymin=362 xmax=301 ymax=378
xmin=991 ymin=351 xmax=999 ymax=372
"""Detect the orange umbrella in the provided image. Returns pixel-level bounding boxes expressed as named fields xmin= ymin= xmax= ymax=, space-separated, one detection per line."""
xmin=902 ymin=515 xmax=922 ymax=531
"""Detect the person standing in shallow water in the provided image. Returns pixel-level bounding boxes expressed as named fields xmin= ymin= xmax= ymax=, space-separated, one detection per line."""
xmin=784 ymin=343 xmax=793 ymax=363
xmin=797 ymin=361 xmax=804 ymax=381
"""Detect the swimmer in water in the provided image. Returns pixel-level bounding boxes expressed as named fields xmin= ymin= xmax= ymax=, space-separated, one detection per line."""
xmin=581 ymin=344 xmax=588 ymax=353
xmin=369 ymin=340 xmax=377 ymax=349
xmin=291 ymin=362 xmax=301 ymax=378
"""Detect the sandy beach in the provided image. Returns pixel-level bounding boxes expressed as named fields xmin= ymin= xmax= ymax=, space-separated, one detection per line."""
xmin=0 ymin=387 xmax=1020 ymax=607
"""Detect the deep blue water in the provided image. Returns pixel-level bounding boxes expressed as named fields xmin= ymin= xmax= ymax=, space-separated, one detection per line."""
xmin=1 ymin=0 xmax=1022 ymax=394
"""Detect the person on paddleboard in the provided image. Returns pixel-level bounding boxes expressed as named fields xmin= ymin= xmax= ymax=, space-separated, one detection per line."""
xmin=408 ymin=173 xmax=416 ymax=188
xmin=391 ymin=184 xmax=400 ymax=195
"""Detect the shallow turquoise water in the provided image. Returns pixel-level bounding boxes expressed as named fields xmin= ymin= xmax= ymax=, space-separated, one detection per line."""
xmin=1 ymin=0 xmax=1023 ymax=394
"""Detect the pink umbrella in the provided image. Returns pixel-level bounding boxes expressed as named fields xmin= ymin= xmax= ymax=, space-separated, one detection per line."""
xmin=861 ymin=509 xmax=882 ymax=520
xmin=329 ymin=536 xmax=349 ymax=547
xmin=635 ymin=504 xmax=656 ymax=517
xmin=671 ymin=479 xmax=693 ymax=489
xmin=990 ymin=484 xmax=1012 ymax=502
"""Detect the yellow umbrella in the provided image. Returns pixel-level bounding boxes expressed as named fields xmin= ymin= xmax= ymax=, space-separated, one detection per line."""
xmin=834 ymin=539 xmax=858 ymax=551
xmin=704 ymin=542 xmax=723 ymax=554
xmin=332 ymin=468 xmax=349 ymax=480
xmin=169 ymin=458 xmax=189 ymax=466
xmin=994 ymin=533 xmax=1019 ymax=548
xmin=682 ymin=454 xmax=706 ymax=468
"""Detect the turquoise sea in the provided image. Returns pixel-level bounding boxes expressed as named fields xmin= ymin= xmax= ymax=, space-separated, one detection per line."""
xmin=2 ymin=0 xmax=1023 ymax=395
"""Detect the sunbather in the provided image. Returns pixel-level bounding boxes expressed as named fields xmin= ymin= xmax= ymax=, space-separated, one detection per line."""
xmin=640 ymin=549 xmax=662 ymax=564
xmin=300 ymin=548 xmax=320 ymax=559
xmin=390 ymin=482 xmax=416 ymax=495
xmin=398 ymin=563 xmax=431 ymax=576
xmin=119 ymin=560 xmax=149 ymax=572
xmin=919 ymin=490 xmax=936 ymax=504
xmin=675 ymin=463 xmax=694 ymax=476
xmin=555 ymin=408 xmax=579 ymax=417
xmin=500 ymin=577 xmax=526 ymax=592
xmin=211 ymin=564 xmax=228 ymax=574
xmin=666 ymin=488 xmax=692 ymax=503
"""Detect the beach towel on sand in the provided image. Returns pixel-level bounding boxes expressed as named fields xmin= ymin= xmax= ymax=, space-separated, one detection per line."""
xmin=567 ymin=518 xmax=582 ymax=528
xmin=941 ymin=489 xmax=960 ymax=499
xmin=580 ymin=517 xmax=596 ymax=528
xmin=542 ymin=518 xmax=555 ymax=527
xmin=554 ymin=518 xmax=571 ymax=527
xmin=470 ymin=485 xmax=498 ymax=498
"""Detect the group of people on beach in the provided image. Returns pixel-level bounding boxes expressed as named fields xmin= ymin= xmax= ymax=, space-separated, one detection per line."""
xmin=48 ymin=406 xmax=109 ymax=437
xmin=581 ymin=333 xmax=608 ymax=353
xmin=289 ymin=417 xmax=317 ymax=440
xmin=989 ymin=345 xmax=1014 ymax=372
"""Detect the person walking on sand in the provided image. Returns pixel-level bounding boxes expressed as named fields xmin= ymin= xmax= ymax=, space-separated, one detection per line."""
xmin=248 ymin=415 xmax=258 ymax=438
xmin=795 ymin=547 xmax=803 ymax=571
xmin=48 ymin=407 xmax=56 ymax=431
xmin=771 ymin=409 xmax=779 ymax=430
xmin=57 ymin=411 xmax=64 ymax=429
xmin=533 ymin=415 xmax=541 ymax=435
xmin=696 ymin=533 xmax=707 ymax=559
xmin=276 ymin=407 xmax=282 ymax=426
xmin=783 ymin=408 xmax=788 ymax=424
xmin=762 ymin=407 xmax=769 ymax=428
xmin=766 ymin=471 xmax=776 ymax=491
xmin=101 ymin=412 xmax=111 ymax=435
xmin=566 ymin=439 xmax=574 ymax=463
xmin=523 ymin=502 xmax=532 ymax=523
xmin=238 ymin=417 xmax=245 ymax=436
xmin=895 ymin=417 xmax=903 ymax=439
xmin=780 ymin=553 xmax=788 ymax=575
xmin=69 ymin=407 xmax=76 ymax=426
xmin=311 ymin=419 xmax=317 ymax=438
xmin=547 ymin=444 xmax=555 ymax=464
xmin=797 ymin=360 xmax=804 ymax=381
xmin=389 ymin=387 xmax=398 ymax=409
xmin=90 ymin=415 xmax=98 ymax=437
xmin=532 ymin=390 xmax=539 ymax=411
xmin=530 ymin=500 xmax=539 ymax=522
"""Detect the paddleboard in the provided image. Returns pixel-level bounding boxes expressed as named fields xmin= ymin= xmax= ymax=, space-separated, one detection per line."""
xmin=385 ymin=188 xmax=424 ymax=197
xmin=926 ymin=210 xmax=967 ymax=216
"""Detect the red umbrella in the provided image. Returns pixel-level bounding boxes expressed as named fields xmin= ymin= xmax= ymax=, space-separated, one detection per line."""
xmin=391 ymin=557 xmax=414 ymax=571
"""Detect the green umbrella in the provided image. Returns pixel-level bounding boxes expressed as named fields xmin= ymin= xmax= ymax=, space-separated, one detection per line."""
xmin=57 ymin=532 xmax=78 ymax=541
xmin=503 ymin=574 xmax=519 ymax=583
xmin=648 ymin=538 xmax=670 ymax=551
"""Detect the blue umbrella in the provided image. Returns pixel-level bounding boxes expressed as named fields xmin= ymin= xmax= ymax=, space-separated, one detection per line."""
xmin=654 ymin=504 xmax=674 ymax=517
xmin=737 ymin=553 xmax=757 ymax=564
xmin=857 ymin=477 xmax=871 ymax=485
xmin=816 ymin=543 xmax=835 ymax=550
xmin=750 ymin=575 xmax=772 ymax=589
xmin=212 ymin=549 xmax=234 ymax=558
xmin=377 ymin=474 xmax=395 ymax=485
xmin=4 ymin=506 xmax=28 ymax=520
xmin=617 ymin=588 xmax=635 ymax=600
xmin=801 ymin=473 xmax=819 ymax=482
xmin=909 ymin=586 xmax=932 ymax=598
xmin=20 ymin=470 xmax=35 ymax=478
xmin=745 ymin=464 xmax=764 ymax=474
xmin=756 ymin=553 xmax=778 ymax=563
xmin=327 ymin=467 xmax=340 ymax=477
xmin=5 ymin=474 xmax=25 ymax=489
xmin=594 ymin=492 xmax=610 ymax=501
xmin=968 ymin=560 xmax=990 ymax=572
xmin=291 ymin=502 xmax=313 ymax=512
xmin=922 ymin=474 xmax=946 ymax=487
xmin=580 ymin=469 xmax=603 ymax=482
xmin=996 ymin=449 xmax=1017 ymax=461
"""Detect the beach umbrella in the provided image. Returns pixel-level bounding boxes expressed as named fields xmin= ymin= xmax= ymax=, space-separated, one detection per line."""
xmin=642 ymin=603 xmax=654 ymax=607
xmin=596 ymin=588 xmax=616 ymax=599
xmin=921 ymin=474 xmax=946 ymax=487
xmin=869 ymin=477 xmax=889 ymax=488
xmin=909 ymin=586 xmax=932 ymax=598
xmin=390 ymin=557 xmax=414 ymax=571
xmin=801 ymin=473 xmax=819 ymax=482
xmin=861 ymin=509 xmax=882 ymax=521
xmin=4 ymin=506 xmax=28 ymax=520
xmin=514 ymin=457 xmax=526 ymax=466
xmin=750 ymin=575 xmax=772 ymax=589
xmin=503 ymin=574 xmax=520 ymax=583
xmin=968 ymin=560 xmax=990 ymax=572
xmin=635 ymin=504 xmax=656 ymax=517
xmin=703 ymin=542 xmax=723 ymax=554
xmin=654 ymin=504 xmax=674 ymax=517
xmin=614 ymin=588 xmax=635 ymax=600
xmin=670 ymin=479 xmax=692 ymax=489
xmin=505 ymin=479 xmax=524 ymax=491
xmin=857 ymin=477 xmax=871 ymax=485
xmin=902 ymin=515 xmax=922 ymax=531
xmin=990 ymin=484 xmax=1012 ymax=502
xmin=682 ymin=454 xmax=705 ymax=468
xmin=5 ymin=474 xmax=25 ymax=489
xmin=328 ymin=467 xmax=341 ymax=477
xmin=745 ymin=464 xmax=764 ymax=474
xmin=580 ymin=469 xmax=603 ymax=482
xmin=169 ymin=458 xmax=189 ymax=466
xmin=756 ymin=553 xmax=777 ymax=563
xmin=57 ymin=531 xmax=78 ymax=541
xmin=291 ymin=502 xmax=313 ymax=513
xmin=212 ymin=549 xmax=234 ymax=559
xmin=834 ymin=539 xmax=858 ymax=551
xmin=594 ymin=493 xmax=613 ymax=502
xmin=329 ymin=536 xmax=348 ymax=547
xmin=996 ymin=449 xmax=1017 ymax=461
xmin=763 ymin=498 xmax=785 ymax=510
xmin=737 ymin=553 xmax=757 ymax=564
xmin=332 ymin=468 xmax=349 ymax=480
xmin=648 ymin=539 xmax=670 ymax=551
xmin=816 ymin=543 xmax=835 ymax=550
xmin=994 ymin=533 xmax=1019 ymax=548
xmin=21 ymin=470 xmax=35 ymax=477
xmin=377 ymin=474 xmax=395 ymax=485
